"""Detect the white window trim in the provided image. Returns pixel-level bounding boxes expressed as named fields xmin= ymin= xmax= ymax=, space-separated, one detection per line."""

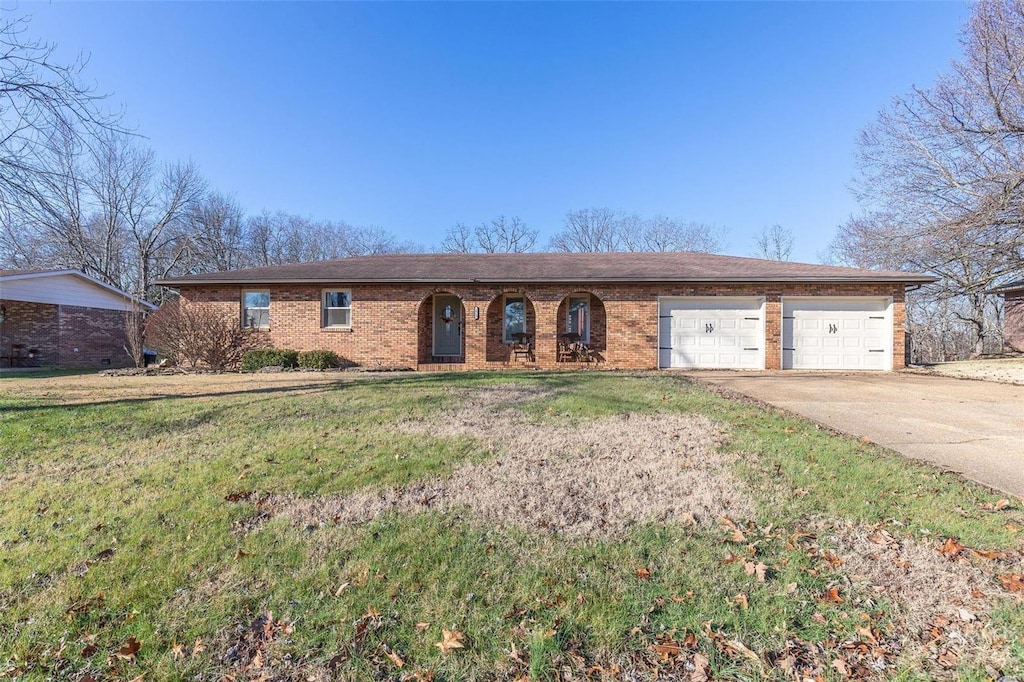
xmin=322 ymin=288 xmax=353 ymax=329
xmin=503 ymin=294 xmax=527 ymax=344
xmin=566 ymin=294 xmax=591 ymax=344
xmin=242 ymin=289 xmax=270 ymax=329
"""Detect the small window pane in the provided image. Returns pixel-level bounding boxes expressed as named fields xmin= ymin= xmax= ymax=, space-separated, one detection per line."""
xmin=504 ymin=296 xmax=525 ymax=341
xmin=244 ymin=291 xmax=270 ymax=308
xmin=325 ymin=291 xmax=350 ymax=308
xmin=326 ymin=308 xmax=351 ymax=327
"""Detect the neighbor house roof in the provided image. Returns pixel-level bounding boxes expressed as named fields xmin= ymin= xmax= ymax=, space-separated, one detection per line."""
xmin=156 ymin=252 xmax=936 ymax=287
xmin=0 ymin=269 xmax=157 ymax=310
xmin=988 ymin=279 xmax=1024 ymax=294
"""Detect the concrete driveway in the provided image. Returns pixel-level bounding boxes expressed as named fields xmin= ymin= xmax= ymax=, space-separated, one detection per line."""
xmin=690 ymin=371 xmax=1024 ymax=498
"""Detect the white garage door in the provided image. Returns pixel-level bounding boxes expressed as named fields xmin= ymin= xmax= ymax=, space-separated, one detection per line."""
xmin=782 ymin=298 xmax=892 ymax=370
xmin=659 ymin=297 xmax=765 ymax=369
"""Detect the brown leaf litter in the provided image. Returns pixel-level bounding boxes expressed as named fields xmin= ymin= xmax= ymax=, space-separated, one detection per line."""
xmin=824 ymin=519 xmax=1023 ymax=674
xmin=246 ymin=384 xmax=751 ymax=540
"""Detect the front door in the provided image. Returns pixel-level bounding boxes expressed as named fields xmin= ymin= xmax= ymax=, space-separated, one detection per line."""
xmin=433 ymin=295 xmax=463 ymax=356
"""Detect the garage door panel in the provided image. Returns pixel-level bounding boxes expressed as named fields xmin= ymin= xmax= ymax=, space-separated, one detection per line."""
xmin=659 ymin=297 xmax=765 ymax=369
xmin=783 ymin=298 xmax=891 ymax=371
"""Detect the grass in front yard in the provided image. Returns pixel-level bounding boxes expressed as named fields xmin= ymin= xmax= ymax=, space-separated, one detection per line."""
xmin=1 ymin=371 xmax=1022 ymax=681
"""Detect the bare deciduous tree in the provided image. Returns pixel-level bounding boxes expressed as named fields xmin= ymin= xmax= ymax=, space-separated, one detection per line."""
xmin=550 ymin=209 xmax=725 ymax=254
xmin=752 ymin=224 xmax=794 ymax=261
xmin=0 ymin=15 xmax=123 ymax=209
xmin=440 ymin=216 xmax=537 ymax=253
xmin=550 ymin=208 xmax=621 ymax=252
xmin=831 ymin=0 xmax=1024 ymax=358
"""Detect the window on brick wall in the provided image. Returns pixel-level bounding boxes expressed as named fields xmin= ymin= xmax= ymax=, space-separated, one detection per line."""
xmin=322 ymin=289 xmax=352 ymax=328
xmin=242 ymin=290 xmax=270 ymax=328
xmin=503 ymin=295 xmax=525 ymax=343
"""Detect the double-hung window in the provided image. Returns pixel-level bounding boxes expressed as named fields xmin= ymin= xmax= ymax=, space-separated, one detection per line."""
xmin=322 ymin=290 xmax=352 ymax=328
xmin=566 ymin=295 xmax=591 ymax=343
xmin=242 ymin=290 xmax=270 ymax=329
xmin=503 ymin=295 xmax=526 ymax=342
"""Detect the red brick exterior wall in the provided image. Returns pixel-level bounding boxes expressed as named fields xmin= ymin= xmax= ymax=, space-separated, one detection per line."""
xmin=0 ymin=300 xmax=133 ymax=368
xmin=177 ymin=281 xmax=908 ymax=370
xmin=1005 ymin=291 xmax=1024 ymax=352
xmin=0 ymin=300 xmax=58 ymax=366
xmin=57 ymin=305 xmax=134 ymax=368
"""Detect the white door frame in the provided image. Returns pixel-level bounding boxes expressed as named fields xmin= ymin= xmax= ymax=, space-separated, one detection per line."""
xmin=657 ymin=295 xmax=766 ymax=369
xmin=780 ymin=296 xmax=894 ymax=371
xmin=432 ymin=294 xmax=463 ymax=357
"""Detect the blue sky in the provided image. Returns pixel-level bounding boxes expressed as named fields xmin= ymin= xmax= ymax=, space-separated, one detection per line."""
xmin=16 ymin=1 xmax=969 ymax=262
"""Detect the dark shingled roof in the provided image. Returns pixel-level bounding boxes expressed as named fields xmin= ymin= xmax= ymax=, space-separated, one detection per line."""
xmin=156 ymin=252 xmax=936 ymax=286
xmin=989 ymin=279 xmax=1024 ymax=294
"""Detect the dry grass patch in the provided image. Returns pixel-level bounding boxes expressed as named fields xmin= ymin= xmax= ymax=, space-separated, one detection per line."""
xmin=825 ymin=520 xmax=1023 ymax=674
xmin=263 ymin=384 xmax=749 ymax=540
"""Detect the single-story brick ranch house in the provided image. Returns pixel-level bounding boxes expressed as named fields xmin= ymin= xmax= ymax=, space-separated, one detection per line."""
xmin=0 ymin=269 xmax=156 ymax=368
xmin=992 ymin=279 xmax=1024 ymax=352
xmin=157 ymin=252 xmax=935 ymax=371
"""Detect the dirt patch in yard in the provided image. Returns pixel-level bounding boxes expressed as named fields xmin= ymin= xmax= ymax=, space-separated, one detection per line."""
xmin=263 ymin=385 xmax=749 ymax=540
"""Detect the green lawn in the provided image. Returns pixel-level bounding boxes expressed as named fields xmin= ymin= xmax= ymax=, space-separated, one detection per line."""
xmin=1 ymin=371 xmax=1021 ymax=681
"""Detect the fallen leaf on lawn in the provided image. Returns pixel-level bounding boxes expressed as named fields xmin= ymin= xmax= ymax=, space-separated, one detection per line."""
xmin=939 ymin=537 xmax=964 ymax=558
xmin=818 ymin=587 xmax=845 ymax=604
xmin=970 ymin=548 xmax=1003 ymax=560
xmin=722 ymin=552 xmax=744 ymax=564
xmin=822 ymin=551 xmax=844 ymax=568
xmin=334 ymin=581 xmax=350 ymax=596
xmin=650 ymin=639 xmax=683 ymax=661
xmin=233 ymin=548 xmax=249 ymax=560
xmin=832 ymin=658 xmax=850 ymax=677
xmin=793 ymin=488 xmax=810 ymax=497
xmin=999 ymin=574 xmax=1024 ymax=592
xmin=855 ymin=625 xmax=876 ymax=643
xmin=690 ymin=652 xmax=710 ymax=681
xmin=191 ymin=638 xmax=205 ymax=656
xmin=384 ymin=647 xmax=404 ymax=668
xmin=744 ymin=561 xmax=768 ymax=582
xmin=937 ymin=648 xmax=960 ymax=668
xmin=412 ymin=670 xmax=435 ymax=682
xmin=363 ymin=606 xmax=380 ymax=619
xmin=116 ymin=636 xmax=141 ymax=661
xmin=248 ymin=649 xmax=263 ymax=670
xmin=508 ymin=641 xmax=525 ymax=664
xmin=81 ymin=644 xmax=97 ymax=658
xmin=724 ymin=638 xmax=761 ymax=665
xmin=785 ymin=582 xmax=798 ymax=595
xmin=734 ymin=593 xmax=749 ymax=610
xmin=415 ymin=621 xmax=431 ymax=631
xmin=435 ymin=629 xmax=465 ymax=654
xmin=812 ymin=612 xmax=827 ymax=624
xmin=636 ymin=567 xmax=651 ymax=579
xmin=980 ymin=499 xmax=1011 ymax=511
xmin=170 ymin=642 xmax=184 ymax=660
xmin=1004 ymin=523 xmax=1020 ymax=533
xmin=957 ymin=608 xmax=977 ymax=622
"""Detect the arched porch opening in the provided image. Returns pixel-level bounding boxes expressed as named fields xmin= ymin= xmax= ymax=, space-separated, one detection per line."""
xmin=485 ymin=291 xmax=537 ymax=362
xmin=555 ymin=292 xmax=606 ymax=363
xmin=417 ymin=292 xmax=466 ymax=364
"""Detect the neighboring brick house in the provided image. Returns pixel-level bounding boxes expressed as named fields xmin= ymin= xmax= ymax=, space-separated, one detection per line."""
xmin=157 ymin=252 xmax=935 ymax=371
xmin=992 ymin=279 xmax=1024 ymax=352
xmin=0 ymin=269 xmax=156 ymax=369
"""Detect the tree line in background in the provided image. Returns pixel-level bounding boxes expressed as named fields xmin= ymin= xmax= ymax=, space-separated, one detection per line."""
xmin=830 ymin=0 xmax=1024 ymax=361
